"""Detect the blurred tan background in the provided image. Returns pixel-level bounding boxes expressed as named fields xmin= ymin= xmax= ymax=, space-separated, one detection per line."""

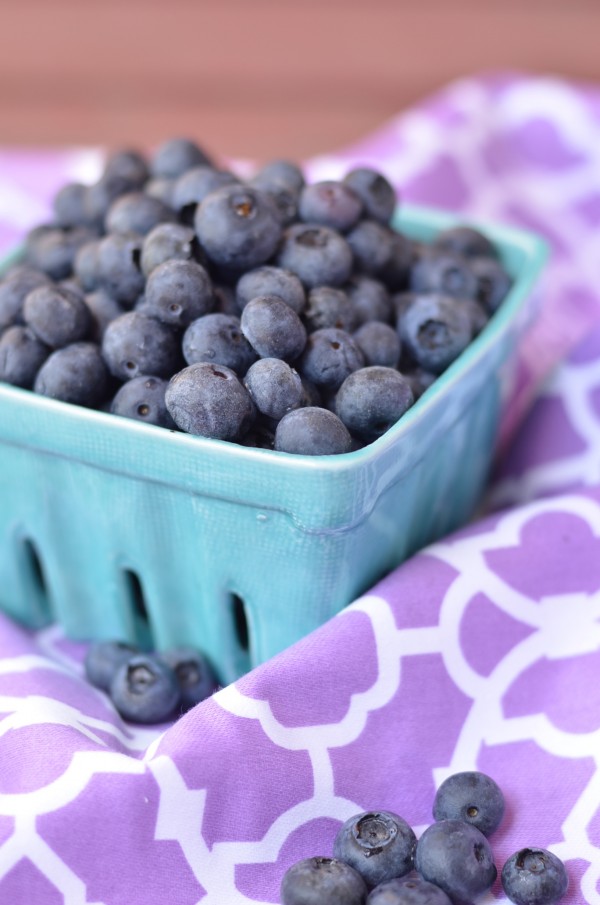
xmin=1 ymin=0 xmax=599 ymax=162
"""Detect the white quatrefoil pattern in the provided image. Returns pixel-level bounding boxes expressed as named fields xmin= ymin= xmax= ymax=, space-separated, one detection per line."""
xmin=2 ymin=73 xmax=600 ymax=903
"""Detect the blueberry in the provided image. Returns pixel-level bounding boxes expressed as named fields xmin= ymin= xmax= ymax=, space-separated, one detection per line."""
xmin=352 ymin=322 xmax=401 ymax=368
xmin=299 ymin=180 xmax=363 ymax=232
xmin=84 ymin=289 xmax=126 ymax=342
xmin=433 ymin=225 xmax=498 ymax=260
xmin=336 ymin=367 xmax=414 ymax=441
xmin=105 ymin=191 xmax=177 ymax=236
xmin=158 ymin=646 xmax=217 ymax=711
xmin=74 ymin=240 xmax=102 ymax=292
xmin=243 ymin=357 xmax=305 ymax=420
xmin=345 ymin=275 xmax=393 ymax=326
xmin=240 ymin=295 xmax=307 ymax=361
xmin=194 ymin=184 xmax=282 ymax=273
xmin=84 ymin=639 xmax=140 ymax=692
xmin=96 ymin=233 xmax=145 ymax=307
xmin=366 ymin=876 xmax=452 ymax=905
xmin=151 ymin=137 xmax=213 ymax=179
xmin=52 ymin=182 xmax=91 ymax=228
xmin=0 ymin=325 xmax=50 ymax=388
xmin=298 ymin=327 xmax=364 ymax=390
xmin=281 ymin=856 xmax=367 ymax=905
xmin=304 ymin=286 xmax=358 ymax=333
xmin=26 ymin=225 xmax=99 ymax=281
xmin=109 ymin=654 xmax=180 ymax=723
xmin=414 ymin=819 xmax=497 ymax=903
xmin=470 ymin=256 xmax=512 ymax=313
xmin=111 ymin=375 xmax=176 ymax=428
xmin=172 ymin=166 xmax=239 ymax=224
xmin=277 ymin=223 xmax=353 ymax=288
xmin=334 ymin=811 xmax=417 ymax=889
xmin=501 ymin=848 xmax=568 ymax=905
xmin=140 ymin=223 xmax=200 ymax=277
xmin=144 ymin=259 xmax=214 ymax=327
xmin=23 ymin=284 xmax=92 ymax=349
xmin=398 ymin=294 xmax=472 ymax=374
xmin=102 ymin=311 xmax=182 ymax=380
xmin=433 ymin=771 xmax=505 ymax=837
xmin=410 ymin=251 xmax=478 ymax=300
xmin=165 ymin=362 xmax=255 ymax=440
xmin=236 ymin=266 xmax=306 ymax=315
xmin=343 ymin=167 xmax=397 ymax=224
xmin=0 ymin=267 xmax=49 ymax=331
xmin=182 ymin=313 xmax=257 ymax=374
xmin=103 ymin=149 xmax=149 ymax=189
xmin=274 ymin=406 xmax=352 ymax=455
xmin=252 ymin=159 xmax=305 ymax=194
xmin=34 ymin=342 xmax=110 ymax=408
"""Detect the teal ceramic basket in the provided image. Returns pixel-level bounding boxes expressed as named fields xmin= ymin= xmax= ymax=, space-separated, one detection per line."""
xmin=0 ymin=206 xmax=547 ymax=683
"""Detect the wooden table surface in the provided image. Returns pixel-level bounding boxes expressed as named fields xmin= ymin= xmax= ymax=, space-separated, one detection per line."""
xmin=1 ymin=0 xmax=598 ymax=163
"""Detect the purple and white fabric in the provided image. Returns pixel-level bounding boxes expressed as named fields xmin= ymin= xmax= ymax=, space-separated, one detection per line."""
xmin=1 ymin=74 xmax=600 ymax=904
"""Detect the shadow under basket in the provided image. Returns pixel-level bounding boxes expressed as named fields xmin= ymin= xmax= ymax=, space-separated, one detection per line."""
xmin=0 ymin=205 xmax=548 ymax=685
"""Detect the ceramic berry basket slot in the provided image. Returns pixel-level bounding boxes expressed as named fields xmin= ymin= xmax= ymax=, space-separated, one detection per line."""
xmin=0 ymin=205 xmax=547 ymax=684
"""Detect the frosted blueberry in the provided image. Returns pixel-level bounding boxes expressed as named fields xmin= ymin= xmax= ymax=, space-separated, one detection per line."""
xmin=343 ymin=167 xmax=397 ymax=224
xmin=399 ymin=294 xmax=472 ymax=374
xmin=195 ymin=184 xmax=282 ymax=273
xmin=334 ymin=810 xmax=417 ymax=889
xmin=183 ymin=313 xmax=257 ymax=375
xmin=236 ymin=266 xmax=306 ymax=315
xmin=159 ymin=646 xmax=217 ymax=711
xmin=335 ymin=367 xmax=414 ymax=441
xmin=110 ymin=375 xmax=176 ymax=429
xmin=165 ymin=362 xmax=256 ymax=440
xmin=366 ymin=876 xmax=452 ymax=905
xmin=240 ymin=295 xmax=307 ymax=361
xmin=144 ymin=258 xmax=214 ymax=328
xmin=281 ymin=856 xmax=367 ymax=905
xmin=414 ymin=819 xmax=497 ymax=903
xmin=34 ymin=342 xmax=110 ymax=408
xmin=84 ymin=639 xmax=140 ymax=692
xmin=501 ymin=848 xmax=568 ymax=905
xmin=274 ymin=406 xmax=352 ymax=456
xmin=0 ymin=326 xmax=50 ymax=388
xmin=433 ymin=770 xmax=505 ymax=837
xmin=110 ymin=654 xmax=180 ymax=724
xmin=277 ymin=223 xmax=353 ymax=288
xmin=102 ymin=310 xmax=182 ymax=381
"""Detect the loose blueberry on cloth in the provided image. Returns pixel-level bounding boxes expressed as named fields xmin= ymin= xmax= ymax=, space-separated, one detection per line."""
xmin=1 ymin=73 xmax=600 ymax=903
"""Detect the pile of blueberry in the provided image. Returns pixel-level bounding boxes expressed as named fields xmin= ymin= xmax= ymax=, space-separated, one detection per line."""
xmin=84 ymin=639 xmax=217 ymax=723
xmin=0 ymin=137 xmax=512 ymax=455
xmin=281 ymin=772 xmax=569 ymax=905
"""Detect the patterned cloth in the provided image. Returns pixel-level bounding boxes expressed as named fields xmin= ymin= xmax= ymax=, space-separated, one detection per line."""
xmin=2 ymin=74 xmax=600 ymax=904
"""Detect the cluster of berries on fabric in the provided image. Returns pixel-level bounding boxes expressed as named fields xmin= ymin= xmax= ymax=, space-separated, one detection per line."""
xmin=281 ymin=772 xmax=568 ymax=905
